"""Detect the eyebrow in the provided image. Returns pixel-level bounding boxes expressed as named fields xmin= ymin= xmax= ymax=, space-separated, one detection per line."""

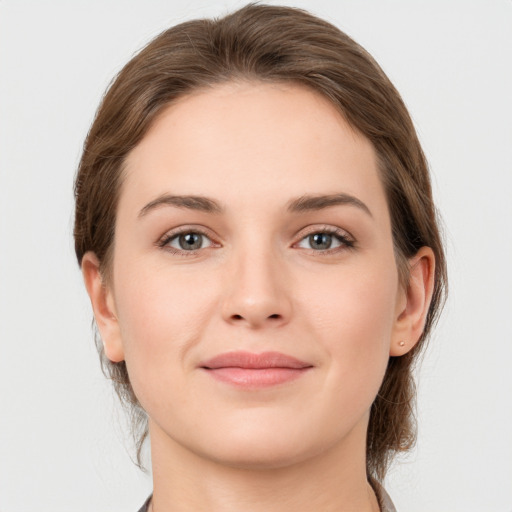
xmin=138 ymin=192 xmax=372 ymax=218
xmin=138 ymin=194 xmax=223 ymax=217
xmin=287 ymin=193 xmax=373 ymax=217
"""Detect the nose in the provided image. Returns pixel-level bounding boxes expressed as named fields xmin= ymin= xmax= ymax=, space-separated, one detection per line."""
xmin=221 ymin=245 xmax=292 ymax=329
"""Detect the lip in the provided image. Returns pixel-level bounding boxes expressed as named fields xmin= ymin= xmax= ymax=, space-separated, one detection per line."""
xmin=199 ymin=351 xmax=313 ymax=388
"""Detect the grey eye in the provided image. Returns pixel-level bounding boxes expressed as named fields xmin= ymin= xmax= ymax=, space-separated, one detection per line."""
xmin=297 ymin=231 xmax=347 ymax=251
xmin=169 ymin=232 xmax=211 ymax=251
xmin=308 ymin=233 xmax=333 ymax=250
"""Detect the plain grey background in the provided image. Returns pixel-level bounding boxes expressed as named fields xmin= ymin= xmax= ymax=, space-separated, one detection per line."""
xmin=1 ymin=1 xmax=511 ymax=511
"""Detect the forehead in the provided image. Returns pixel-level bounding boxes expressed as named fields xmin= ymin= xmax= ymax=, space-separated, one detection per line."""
xmin=121 ymin=81 xmax=387 ymax=218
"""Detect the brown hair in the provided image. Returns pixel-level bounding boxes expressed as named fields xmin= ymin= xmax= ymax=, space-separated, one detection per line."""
xmin=74 ymin=3 xmax=447 ymax=481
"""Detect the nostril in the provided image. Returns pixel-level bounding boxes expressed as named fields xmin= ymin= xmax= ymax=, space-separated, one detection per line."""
xmin=230 ymin=313 xmax=281 ymax=321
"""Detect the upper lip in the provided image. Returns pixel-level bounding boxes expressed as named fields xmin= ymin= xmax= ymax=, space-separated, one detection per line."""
xmin=200 ymin=351 xmax=312 ymax=369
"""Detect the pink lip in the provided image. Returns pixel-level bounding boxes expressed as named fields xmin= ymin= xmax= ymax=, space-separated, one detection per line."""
xmin=199 ymin=351 xmax=313 ymax=388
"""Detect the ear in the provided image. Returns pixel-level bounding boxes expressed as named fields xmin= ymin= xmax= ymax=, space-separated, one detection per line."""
xmin=81 ymin=252 xmax=124 ymax=363
xmin=390 ymin=246 xmax=436 ymax=356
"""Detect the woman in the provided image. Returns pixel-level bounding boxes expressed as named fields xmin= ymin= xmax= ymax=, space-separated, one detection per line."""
xmin=74 ymin=4 xmax=446 ymax=511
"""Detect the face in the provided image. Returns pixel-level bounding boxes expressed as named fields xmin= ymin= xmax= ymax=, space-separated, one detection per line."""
xmin=99 ymin=82 xmax=407 ymax=469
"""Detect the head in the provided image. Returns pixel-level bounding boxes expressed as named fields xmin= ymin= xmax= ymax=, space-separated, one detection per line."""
xmin=74 ymin=4 xmax=446 ymax=481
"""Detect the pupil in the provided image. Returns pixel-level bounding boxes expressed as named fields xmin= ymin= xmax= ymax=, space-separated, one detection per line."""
xmin=310 ymin=233 xmax=332 ymax=250
xmin=179 ymin=233 xmax=201 ymax=250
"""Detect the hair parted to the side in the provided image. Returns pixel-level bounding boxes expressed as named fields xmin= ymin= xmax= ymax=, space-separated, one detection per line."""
xmin=74 ymin=3 xmax=447 ymax=481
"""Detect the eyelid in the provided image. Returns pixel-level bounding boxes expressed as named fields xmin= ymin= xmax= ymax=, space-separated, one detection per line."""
xmin=295 ymin=224 xmax=354 ymax=241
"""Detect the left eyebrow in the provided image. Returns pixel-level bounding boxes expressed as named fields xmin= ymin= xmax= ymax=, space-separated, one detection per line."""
xmin=287 ymin=193 xmax=373 ymax=217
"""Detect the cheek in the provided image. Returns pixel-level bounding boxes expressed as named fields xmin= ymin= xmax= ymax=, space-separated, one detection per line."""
xmin=111 ymin=261 xmax=224 ymax=418
xmin=300 ymin=256 xmax=398 ymax=379
xmin=112 ymin=257 xmax=219 ymax=376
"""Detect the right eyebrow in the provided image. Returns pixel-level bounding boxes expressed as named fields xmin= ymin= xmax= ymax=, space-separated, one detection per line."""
xmin=138 ymin=194 xmax=223 ymax=218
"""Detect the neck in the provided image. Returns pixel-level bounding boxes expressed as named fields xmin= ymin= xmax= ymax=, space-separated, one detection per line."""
xmin=148 ymin=420 xmax=380 ymax=512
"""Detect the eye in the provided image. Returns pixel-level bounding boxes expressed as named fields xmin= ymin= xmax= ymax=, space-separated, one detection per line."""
xmin=296 ymin=230 xmax=354 ymax=251
xmin=164 ymin=231 xmax=213 ymax=251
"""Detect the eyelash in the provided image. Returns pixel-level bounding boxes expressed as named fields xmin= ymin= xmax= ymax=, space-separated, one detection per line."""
xmin=156 ymin=225 xmax=355 ymax=256
xmin=294 ymin=225 xmax=355 ymax=254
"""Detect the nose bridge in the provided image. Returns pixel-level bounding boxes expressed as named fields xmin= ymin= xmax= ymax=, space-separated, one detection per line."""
xmin=222 ymin=232 xmax=292 ymax=328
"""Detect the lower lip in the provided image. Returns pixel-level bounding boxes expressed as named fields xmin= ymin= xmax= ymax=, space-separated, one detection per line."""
xmin=203 ymin=367 xmax=311 ymax=388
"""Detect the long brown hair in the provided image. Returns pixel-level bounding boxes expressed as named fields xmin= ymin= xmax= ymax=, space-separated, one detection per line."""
xmin=74 ymin=3 xmax=447 ymax=481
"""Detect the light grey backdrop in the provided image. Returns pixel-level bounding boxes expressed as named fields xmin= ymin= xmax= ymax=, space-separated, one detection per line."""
xmin=1 ymin=1 xmax=511 ymax=511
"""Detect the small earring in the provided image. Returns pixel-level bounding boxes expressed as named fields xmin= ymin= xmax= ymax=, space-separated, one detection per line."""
xmin=399 ymin=340 xmax=406 ymax=347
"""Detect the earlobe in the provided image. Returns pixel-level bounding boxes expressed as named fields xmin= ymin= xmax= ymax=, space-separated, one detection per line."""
xmin=390 ymin=247 xmax=436 ymax=357
xmin=81 ymin=252 xmax=125 ymax=363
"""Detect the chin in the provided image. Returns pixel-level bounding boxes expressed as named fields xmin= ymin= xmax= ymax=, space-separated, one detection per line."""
xmin=205 ymin=438 xmax=316 ymax=471
xmin=186 ymin=415 xmax=343 ymax=471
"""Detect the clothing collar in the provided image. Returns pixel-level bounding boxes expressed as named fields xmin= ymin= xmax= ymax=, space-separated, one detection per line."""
xmin=137 ymin=483 xmax=397 ymax=512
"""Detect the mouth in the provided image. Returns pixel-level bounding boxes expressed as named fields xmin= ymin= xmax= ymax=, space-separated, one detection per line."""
xmin=199 ymin=351 xmax=313 ymax=388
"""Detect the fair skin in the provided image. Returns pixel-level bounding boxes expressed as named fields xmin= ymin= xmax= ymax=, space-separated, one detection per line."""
xmin=82 ymin=82 xmax=434 ymax=512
